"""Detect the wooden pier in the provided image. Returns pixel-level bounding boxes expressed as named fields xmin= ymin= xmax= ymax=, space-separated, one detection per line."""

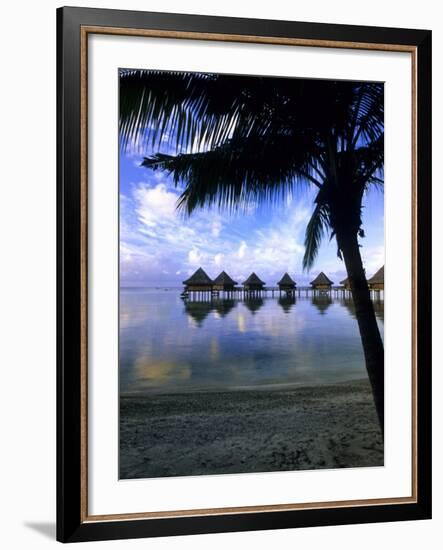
xmin=181 ymin=267 xmax=384 ymax=301
xmin=181 ymin=285 xmax=384 ymax=301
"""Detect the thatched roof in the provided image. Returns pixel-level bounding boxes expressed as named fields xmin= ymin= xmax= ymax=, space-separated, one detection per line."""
xmin=368 ymin=266 xmax=384 ymax=284
xmin=213 ymin=271 xmax=237 ymax=286
xmin=277 ymin=273 xmax=296 ymax=286
xmin=310 ymin=272 xmax=334 ymax=285
xmin=243 ymin=272 xmax=265 ymax=285
xmin=183 ymin=267 xmax=213 ymax=286
xmin=340 ymin=277 xmax=349 ymax=285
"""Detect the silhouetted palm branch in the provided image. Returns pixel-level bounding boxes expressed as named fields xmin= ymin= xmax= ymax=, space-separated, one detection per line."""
xmin=142 ymin=134 xmax=323 ymax=214
xmin=303 ymin=200 xmax=330 ymax=271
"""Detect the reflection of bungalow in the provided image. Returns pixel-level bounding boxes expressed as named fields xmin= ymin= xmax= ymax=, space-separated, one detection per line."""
xmin=340 ymin=297 xmax=356 ymax=319
xmin=310 ymin=272 xmax=334 ymax=291
xmin=243 ymin=272 xmax=266 ymax=292
xmin=212 ymin=299 xmax=236 ymax=318
xmin=184 ymin=301 xmax=213 ymax=326
xmin=368 ymin=266 xmax=384 ymax=291
xmin=340 ymin=276 xmax=351 ymax=290
xmin=278 ymin=296 xmax=296 ymax=313
xmin=213 ymin=271 xmax=237 ymax=291
xmin=277 ymin=272 xmax=297 ymax=292
xmin=312 ymin=295 xmax=332 ymax=315
xmin=243 ymin=297 xmax=264 ymax=315
xmin=373 ymin=300 xmax=384 ymax=321
xmin=183 ymin=267 xmax=213 ymax=291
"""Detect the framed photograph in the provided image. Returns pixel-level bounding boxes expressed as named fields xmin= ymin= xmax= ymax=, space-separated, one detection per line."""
xmin=57 ymin=6 xmax=432 ymax=543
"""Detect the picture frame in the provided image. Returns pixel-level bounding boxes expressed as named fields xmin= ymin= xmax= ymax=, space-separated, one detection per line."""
xmin=57 ymin=6 xmax=432 ymax=543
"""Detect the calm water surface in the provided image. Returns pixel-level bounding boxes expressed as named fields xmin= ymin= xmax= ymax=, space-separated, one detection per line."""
xmin=119 ymin=288 xmax=384 ymax=394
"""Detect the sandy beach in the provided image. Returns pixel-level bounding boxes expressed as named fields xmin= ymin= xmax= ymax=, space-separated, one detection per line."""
xmin=120 ymin=379 xmax=383 ymax=479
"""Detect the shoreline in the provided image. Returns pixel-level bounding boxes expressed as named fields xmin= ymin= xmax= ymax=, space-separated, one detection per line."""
xmin=120 ymin=377 xmax=370 ymax=398
xmin=120 ymin=379 xmax=383 ymax=480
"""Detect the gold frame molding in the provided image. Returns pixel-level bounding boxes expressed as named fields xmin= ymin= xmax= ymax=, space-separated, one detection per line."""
xmin=79 ymin=26 xmax=418 ymax=524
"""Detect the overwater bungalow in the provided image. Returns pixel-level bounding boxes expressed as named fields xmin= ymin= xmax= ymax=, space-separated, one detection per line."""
xmin=368 ymin=266 xmax=384 ymax=291
xmin=182 ymin=267 xmax=213 ymax=294
xmin=277 ymin=272 xmax=297 ymax=294
xmin=310 ymin=272 xmax=334 ymax=292
xmin=213 ymin=271 xmax=238 ymax=292
xmin=243 ymin=272 xmax=266 ymax=293
xmin=340 ymin=276 xmax=351 ymax=290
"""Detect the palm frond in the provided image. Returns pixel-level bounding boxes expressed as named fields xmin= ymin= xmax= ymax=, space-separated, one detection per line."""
xmin=351 ymin=83 xmax=384 ymax=149
xmin=367 ymin=175 xmax=384 ymax=190
xmin=142 ymin=134 xmax=324 ymax=214
xmin=354 ymin=133 xmax=384 ymax=186
xmin=119 ymin=70 xmax=382 ymax=159
xmin=120 ymin=71 xmax=282 ymax=154
xmin=303 ymin=200 xmax=329 ymax=271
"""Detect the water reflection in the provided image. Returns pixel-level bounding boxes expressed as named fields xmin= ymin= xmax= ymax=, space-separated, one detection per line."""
xmin=278 ymin=295 xmax=296 ymax=313
xmin=135 ymin=356 xmax=192 ymax=384
xmin=213 ymin=299 xmax=236 ymax=318
xmin=339 ymin=297 xmax=384 ymax=324
xmin=340 ymin=297 xmax=356 ymax=319
xmin=120 ymin=289 xmax=384 ymax=394
xmin=184 ymin=300 xmax=214 ymax=326
xmin=311 ymin=295 xmax=332 ymax=315
xmin=184 ymin=298 xmax=237 ymax=326
xmin=372 ymin=299 xmax=384 ymax=322
xmin=243 ymin=297 xmax=265 ymax=315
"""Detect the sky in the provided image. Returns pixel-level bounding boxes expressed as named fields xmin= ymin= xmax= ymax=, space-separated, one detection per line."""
xmin=119 ymin=82 xmax=384 ymax=288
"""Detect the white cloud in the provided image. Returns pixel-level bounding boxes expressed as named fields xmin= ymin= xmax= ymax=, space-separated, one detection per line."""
xmin=238 ymin=241 xmax=247 ymax=259
xmin=214 ymin=253 xmax=224 ymax=267
xmin=134 ymin=183 xmax=178 ymax=228
xmin=120 ymin=172 xmax=383 ymax=286
xmin=361 ymin=245 xmax=385 ymax=276
xmin=122 ymin=182 xmax=314 ymax=284
xmin=212 ymin=220 xmax=222 ymax=237
xmin=188 ymin=248 xmax=202 ymax=265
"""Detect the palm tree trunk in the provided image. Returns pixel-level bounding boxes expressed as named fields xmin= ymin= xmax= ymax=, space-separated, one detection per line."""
xmin=338 ymin=231 xmax=384 ymax=435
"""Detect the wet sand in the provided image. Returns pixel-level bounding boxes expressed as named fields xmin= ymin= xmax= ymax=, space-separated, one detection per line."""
xmin=119 ymin=379 xmax=383 ymax=479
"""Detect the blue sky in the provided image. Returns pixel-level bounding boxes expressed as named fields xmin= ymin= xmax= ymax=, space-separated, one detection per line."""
xmin=119 ymin=142 xmax=384 ymax=287
xmin=120 ymin=117 xmax=384 ymax=288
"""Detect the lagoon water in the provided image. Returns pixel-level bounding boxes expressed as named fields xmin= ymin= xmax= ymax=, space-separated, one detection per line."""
xmin=119 ymin=288 xmax=384 ymax=395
